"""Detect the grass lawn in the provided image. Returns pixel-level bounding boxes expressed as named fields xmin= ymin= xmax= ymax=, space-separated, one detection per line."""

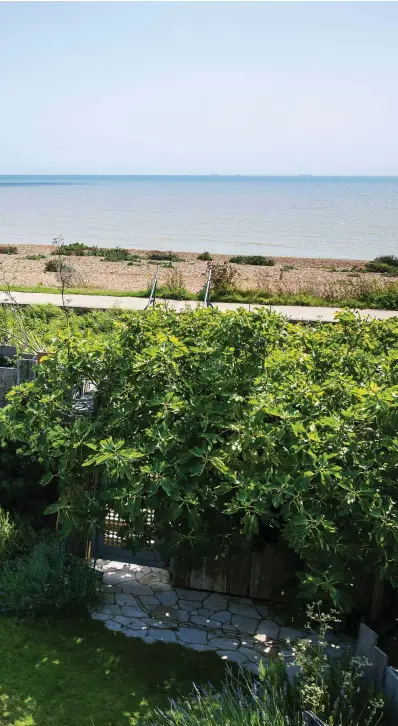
xmin=0 ymin=614 xmax=227 ymax=726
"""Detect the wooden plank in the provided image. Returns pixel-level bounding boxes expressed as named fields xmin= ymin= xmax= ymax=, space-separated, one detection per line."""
xmin=227 ymin=550 xmax=252 ymax=596
xmin=0 ymin=367 xmax=17 ymax=407
xmin=383 ymin=667 xmax=398 ymax=726
xmin=369 ymin=646 xmax=388 ymax=691
xmin=201 ymin=554 xmax=229 ymax=594
xmin=249 ymin=545 xmax=296 ymax=601
xmin=189 ymin=565 xmax=205 ymax=591
xmin=169 ymin=557 xmax=190 ymax=589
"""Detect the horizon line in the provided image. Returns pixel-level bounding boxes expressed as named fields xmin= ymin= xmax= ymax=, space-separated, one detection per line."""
xmin=1 ymin=173 xmax=398 ymax=178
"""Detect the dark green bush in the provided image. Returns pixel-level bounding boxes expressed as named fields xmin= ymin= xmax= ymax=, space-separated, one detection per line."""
xmin=44 ymin=259 xmax=61 ymax=272
xmin=0 ymin=536 xmax=101 ymax=615
xmin=25 ymin=254 xmax=46 ymax=260
xmin=101 ymin=247 xmax=132 ymax=262
xmin=52 ymin=242 xmax=89 ymax=256
xmin=197 ymin=251 xmax=213 ymax=261
xmin=148 ymin=251 xmax=184 ymax=262
xmin=229 ymin=255 xmax=275 ymax=266
xmin=365 ymin=262 xmax=396 ymax=274
xmin=374 ymin=255 xmax=398 ymax=267
xmin=0 ymin=245 xmax=18 ymax=255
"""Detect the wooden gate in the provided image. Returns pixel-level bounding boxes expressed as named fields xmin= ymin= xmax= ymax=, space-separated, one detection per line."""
xmin=92 ymin=509 xmax=165 ymax=568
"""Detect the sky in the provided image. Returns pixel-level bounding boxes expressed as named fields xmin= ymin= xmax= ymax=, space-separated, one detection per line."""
xmin=0 ymin=2 xmax=397 ymax=176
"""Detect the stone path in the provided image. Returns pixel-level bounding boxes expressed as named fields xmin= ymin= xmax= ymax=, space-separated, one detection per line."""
xmin=90 ymin=560 xmax=354 ymax=673
xmin=1 ymin=290 xmax=397 ymax=321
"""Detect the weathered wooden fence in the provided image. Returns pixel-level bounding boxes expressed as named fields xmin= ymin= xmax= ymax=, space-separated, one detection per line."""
xmin=356 ymin=622 xmax=398 ymax=724
xmin=170 ymin=543 xmax=299 ymax=601
xmin=0 ymin=346 xmax=37 ymax=406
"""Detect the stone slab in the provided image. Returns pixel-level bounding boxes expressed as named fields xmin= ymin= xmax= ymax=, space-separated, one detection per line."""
xmin=179 ymin=600 xmax=203 ymax=611
xmin=228 ymin=602 xmax=261 ymax=620
xmin=216 ymin=650 xmax=248 ymax=665
xmin=208 ymin=637 xmax=241 ymax=650
xmin=104 ymin=620 xmax=123 ymax=631
xmin=176 ymin=589 xmax=208 ymax=601
xmin=230 ymin=614 xmax=259 ymax=634
xmin=148 ymin=628 xmax=178 ymax=643
xmin=177 ymin=627 xmax=208 ymax=645
xmin=256 ymin=619 xmax=281 ymax=640
xmin=124 ymin=629 xmax=148 ymax=639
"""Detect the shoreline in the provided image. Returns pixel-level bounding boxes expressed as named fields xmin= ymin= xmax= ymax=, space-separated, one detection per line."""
xmin=0 ymin=245 xmax=396 ymax=305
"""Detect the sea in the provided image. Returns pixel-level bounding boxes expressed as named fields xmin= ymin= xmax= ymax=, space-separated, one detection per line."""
xmin=0 ymin=175 xmax=397 ymax=260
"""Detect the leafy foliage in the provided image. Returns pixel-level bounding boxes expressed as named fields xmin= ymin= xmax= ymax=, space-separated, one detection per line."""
xmin=1 ymin=308 xmax=397 ymax=610
xmin=197 ymin=251 xmax=213 ymax=261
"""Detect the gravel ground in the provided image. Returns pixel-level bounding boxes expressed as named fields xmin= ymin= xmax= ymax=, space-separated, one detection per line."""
xmin=0 ymin=245 xmax=394 ymax=296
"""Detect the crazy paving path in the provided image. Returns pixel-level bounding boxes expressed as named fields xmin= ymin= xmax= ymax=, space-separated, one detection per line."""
xmin=90 ymin=560 xmax=354 ymax=673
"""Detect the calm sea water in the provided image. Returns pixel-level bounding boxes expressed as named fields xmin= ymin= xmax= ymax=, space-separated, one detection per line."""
xmin=0 ymin=175 xmax=397 ymax=260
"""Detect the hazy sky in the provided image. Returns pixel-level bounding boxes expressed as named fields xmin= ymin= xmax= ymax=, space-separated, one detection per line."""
xmin=1 ymin=2 xmax=397 ymax=175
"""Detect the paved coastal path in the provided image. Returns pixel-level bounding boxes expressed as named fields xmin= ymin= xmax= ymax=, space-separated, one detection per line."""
xmin=0 ymin=290 xmax=397 ymax=321
xmin=90 ymin=560 xmax=354 ymax=673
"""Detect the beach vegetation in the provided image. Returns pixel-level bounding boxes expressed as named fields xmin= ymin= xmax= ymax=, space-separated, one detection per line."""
xmin=197 ymin=251 xmax=213 ymax=261
xmin=229 ymin=254 xmax=275 ymax=266
xmin=0 ymin=245 xmax=18 ymax=255
xmin=44 ymin=259 xmax=63 ymax=272
xmin=157 ymin=268 xmax=191 ymax=299
xmin=148 ymin=251 xmax=184 ymax=262
xmin=365 ymin=255 xmax=398 ymax=275
xmin=101 ymin=247 xmax=134 ymax=262
xmin=25 ymin=253 xmax=46 ymax=260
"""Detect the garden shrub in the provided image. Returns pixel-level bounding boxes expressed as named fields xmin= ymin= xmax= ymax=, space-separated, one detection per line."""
xmin=229 ymin=255 xmax=275 ymax=266
xmin=1 ymin=309 xmax=398 ymax=613
xmin=0 ymin=536 xmax=101 ymax=615
xmin=0 ymin=245 xmax=18 ymax=255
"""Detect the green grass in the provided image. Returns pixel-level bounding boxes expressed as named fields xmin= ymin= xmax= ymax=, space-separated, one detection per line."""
xmin=0 ymin=614 xmax=226 ymax=726
xmin=0 ymin=284 xmax=397 ymax=310
xmin=0 ymin=285 xmax=150 ymax=298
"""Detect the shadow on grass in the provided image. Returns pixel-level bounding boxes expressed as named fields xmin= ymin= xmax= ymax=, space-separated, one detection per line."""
xmin=0 ymin=614 xmax=227 ymax=726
